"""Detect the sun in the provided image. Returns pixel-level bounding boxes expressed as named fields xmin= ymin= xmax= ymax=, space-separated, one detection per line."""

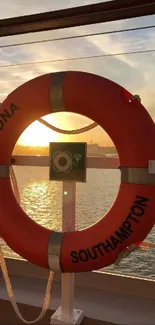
xmin=18 ymin=115 xmax=65 ymax=146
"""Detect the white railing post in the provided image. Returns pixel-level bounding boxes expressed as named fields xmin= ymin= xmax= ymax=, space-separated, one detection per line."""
xmin=61 ymin=181 xmax=76 ymax=321
xmin=51 ymin=181 xmax=84 ymax=325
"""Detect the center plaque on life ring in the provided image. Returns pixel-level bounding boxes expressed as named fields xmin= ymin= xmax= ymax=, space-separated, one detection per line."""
xmin=49 ymin=142 xmax=87 ymax=182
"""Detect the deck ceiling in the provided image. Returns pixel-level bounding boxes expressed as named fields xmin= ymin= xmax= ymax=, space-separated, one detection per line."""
xmin=0 ymin=0 xmax=155 ymax=37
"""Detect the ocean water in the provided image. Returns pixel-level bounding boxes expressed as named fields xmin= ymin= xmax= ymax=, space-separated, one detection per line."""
xmin=2 ymin=166 xmax=155 ymax=279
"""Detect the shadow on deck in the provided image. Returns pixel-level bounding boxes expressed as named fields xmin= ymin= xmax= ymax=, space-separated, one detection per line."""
xmin=0 ymin=299 xmax=118 ymax=324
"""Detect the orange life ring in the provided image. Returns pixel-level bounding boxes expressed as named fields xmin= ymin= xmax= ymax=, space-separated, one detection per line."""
xmin=0 ymin=71 xmax=155 ymax=273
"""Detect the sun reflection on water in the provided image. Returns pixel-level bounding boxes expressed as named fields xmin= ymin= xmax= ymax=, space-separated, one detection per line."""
xmin=21 ymin=180 xmax=62 ymax=230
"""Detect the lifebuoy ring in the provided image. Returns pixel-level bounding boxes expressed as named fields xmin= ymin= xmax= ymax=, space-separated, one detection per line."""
xmin=0 ymin=71 xmax=155 ymax=273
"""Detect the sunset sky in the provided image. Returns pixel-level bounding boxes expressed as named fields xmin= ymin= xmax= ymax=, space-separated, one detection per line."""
xmin=0 ymin=1 xmax=155 ymax=147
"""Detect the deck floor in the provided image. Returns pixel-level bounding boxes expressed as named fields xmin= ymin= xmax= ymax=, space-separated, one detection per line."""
xmin=0 ymin=299 xmax=118 ymax=324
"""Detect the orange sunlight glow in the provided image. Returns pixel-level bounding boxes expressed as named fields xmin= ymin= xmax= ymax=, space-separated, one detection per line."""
xmin=17 ymin=112 xmax=113 ymax=147
xmin=18 ymin=121 xmax=60 ymax=146
xmin=18 ymin=114 xmax=66 ymax=146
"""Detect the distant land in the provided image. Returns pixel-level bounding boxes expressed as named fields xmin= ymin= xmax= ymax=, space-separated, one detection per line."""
xmin=13 ymin=144 xmax=117 ymax=156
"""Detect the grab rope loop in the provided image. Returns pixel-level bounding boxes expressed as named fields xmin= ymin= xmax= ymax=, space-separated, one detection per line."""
xmin=0 ymin=244 xmax=54 ymax=323
xmin=10 ymin=165 xmax=20 ymax=204
xmin=115 ymin=244 xmax=139 ymax=266
xmin=0 ymin=165 xmax=54 ymax=323
xmin=38 ymin=118 xmax=98 ymax=134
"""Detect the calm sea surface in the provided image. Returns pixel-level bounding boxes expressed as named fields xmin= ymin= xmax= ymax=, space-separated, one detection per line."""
xmin=3 ymin=166 xmax=155 ymax=279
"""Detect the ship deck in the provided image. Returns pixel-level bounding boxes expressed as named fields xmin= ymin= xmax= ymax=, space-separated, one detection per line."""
xmin=0 ymin=258 xmax=155 ymax=325
xmin=0 ymin=299 xmax=116 ymax=325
